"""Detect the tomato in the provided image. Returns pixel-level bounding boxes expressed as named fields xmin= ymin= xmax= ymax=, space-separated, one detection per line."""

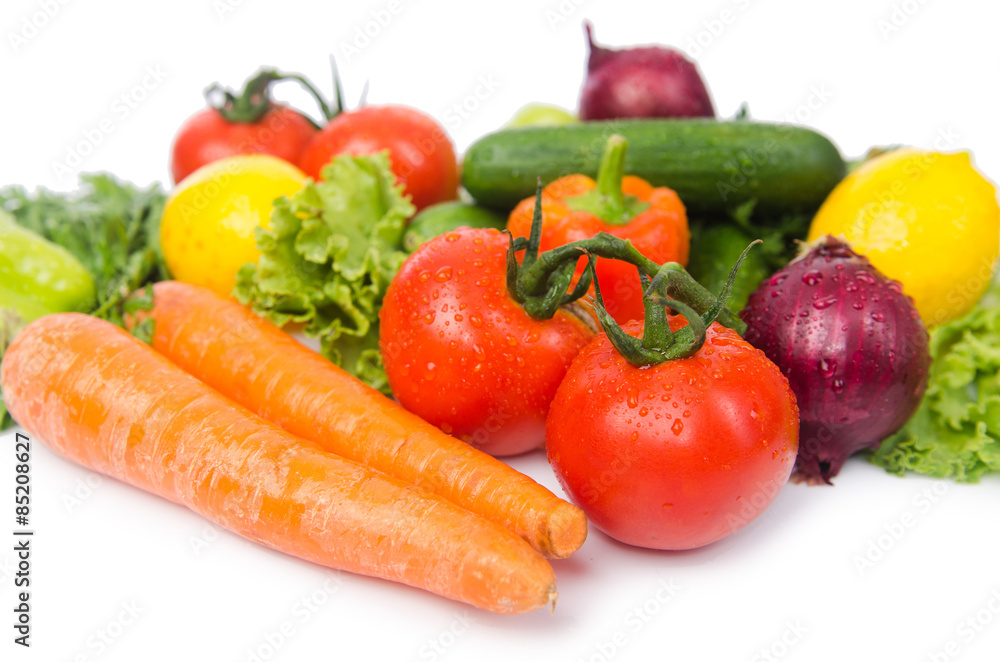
xmin=160 ymin=154 xmax=306 ymax=297
xmin=298 ymin=105 xmax=459 ymax=213
xmin=379 ymin=227 xmax=593 ymax=456
xmin=546 ymin=316 xmax=799 ymax=550
xmin=171 ymin=105 xmax=317 ymax=184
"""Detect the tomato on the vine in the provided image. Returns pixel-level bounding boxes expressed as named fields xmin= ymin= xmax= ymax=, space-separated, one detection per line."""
xmin=379 ymin=227 xmax=593 ymax=457
xmin=547 ymin=316 xmax=799 ymax=550
xmin=298 ymin=105 xmax=459 ymax=212
xmin=170 ymin=69 xmax=323 ymax=184
xmin=171 ymin=105 xmax=316 ymax=184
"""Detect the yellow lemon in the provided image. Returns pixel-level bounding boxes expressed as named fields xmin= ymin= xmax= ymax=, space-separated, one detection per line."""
xmin=161 ymin=154 xmax=306 ymax=297
xmin=808 ymin=148 xmax=1000 ymax=327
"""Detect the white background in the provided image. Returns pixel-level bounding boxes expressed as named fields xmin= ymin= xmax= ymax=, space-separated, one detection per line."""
xmin=2 ymin=0 xmax=1000 ymax=660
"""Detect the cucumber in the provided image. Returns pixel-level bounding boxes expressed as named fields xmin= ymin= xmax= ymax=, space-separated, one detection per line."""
xmin=403 ymin=201 xmax=506 ymax=253
xmin=461 ymin=119 xmax=846 ymax=216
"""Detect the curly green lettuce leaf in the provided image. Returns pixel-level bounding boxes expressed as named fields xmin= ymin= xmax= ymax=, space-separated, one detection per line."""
xmin=234 ymin=151 xmax=414 ymax=394
xmin=871 ymin=278 xmax=1000 ymax=481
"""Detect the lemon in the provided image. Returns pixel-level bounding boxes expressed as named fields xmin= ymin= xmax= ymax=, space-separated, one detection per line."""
xmin=161 ymin=154 xmax=306 ymax=297
xmin=808 ymin=148 xmax=1000 ymax=327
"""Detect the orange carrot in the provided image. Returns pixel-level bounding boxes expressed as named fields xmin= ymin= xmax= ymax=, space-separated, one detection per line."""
xmin=1 ymin=313 xmax=556 ymax=614
xmin=145 ymin=281 xmax=587 ymax=559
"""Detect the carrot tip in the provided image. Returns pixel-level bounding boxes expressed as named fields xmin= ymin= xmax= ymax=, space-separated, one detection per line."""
xmin=544 ymin=501 xmax=588 ymax=559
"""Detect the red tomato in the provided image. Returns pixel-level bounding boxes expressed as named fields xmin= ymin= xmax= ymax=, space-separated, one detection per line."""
xmin=547 ymin=317 xmax=799 ymax=550
xmin=298 ymin=105 xmax=459 ymax=212
xmin=170 ymin=105 xmax=317 ymax=184
xmin=379 ymin=228 xmax=593 ymax=456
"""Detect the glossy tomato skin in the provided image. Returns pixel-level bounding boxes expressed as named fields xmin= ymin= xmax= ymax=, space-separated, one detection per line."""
xmin=547 ymin=319 xmax=799 ymax=550
xmin=170 ymin=105 xmax=317 ymax=184
xmin=379 ymin=228 xmax=593 ymax=456
xmin=298 ymin=105 xmax=459 ymax=212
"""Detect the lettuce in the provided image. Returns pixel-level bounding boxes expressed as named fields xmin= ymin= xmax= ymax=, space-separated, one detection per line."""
xmin=233 ymin=152 xmax=414 ymax=394
xmin=871 ymin=278 xmax=1000 ymax=481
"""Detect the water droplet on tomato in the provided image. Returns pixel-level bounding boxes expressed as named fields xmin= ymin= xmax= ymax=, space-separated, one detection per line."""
xmin=671 ymin=419 xmax=684 ymax=435
xmin=626 ymin=389 xmax=640 ymax=408
xmin=469 ymin=314 xmax=483 ymax=328
xmin=638 ymin=407 xmax=649 ymax=417
xmin=434 ymin=266 xmax=452 ymax=282
xmin=423 ymin=312 xmax=435 ymax=325
xmin=418 ymin=270 xmax=431 ymax=282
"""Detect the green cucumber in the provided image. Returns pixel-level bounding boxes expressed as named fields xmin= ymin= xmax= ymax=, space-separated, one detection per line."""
xmin=461 ymin=119 xmax=846 ymax=217
xmin=403 ymin=201 xmax=506 ymax=253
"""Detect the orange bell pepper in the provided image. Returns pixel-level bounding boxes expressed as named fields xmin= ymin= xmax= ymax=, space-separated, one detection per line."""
xmin=507 ymin=135 xmax=689 ymax=324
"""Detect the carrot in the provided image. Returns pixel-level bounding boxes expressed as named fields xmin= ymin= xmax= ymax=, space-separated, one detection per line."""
xmin=0 ymin=313 xmax=557 ymax=614
xmin=144 ymin=281 xmax=587 ymax=559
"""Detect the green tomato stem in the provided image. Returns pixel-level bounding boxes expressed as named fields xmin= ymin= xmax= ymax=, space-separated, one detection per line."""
xmin=504 ymin=145 xmax=754 ymax=367
xmin=209 ymin=68 xmax=337 ymax=127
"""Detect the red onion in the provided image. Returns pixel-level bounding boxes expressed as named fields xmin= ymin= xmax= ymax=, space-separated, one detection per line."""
xmin=579 ymin=23 xmax=715 ymax=121
xmin=741 ymin=237 xmax=930 ymax=484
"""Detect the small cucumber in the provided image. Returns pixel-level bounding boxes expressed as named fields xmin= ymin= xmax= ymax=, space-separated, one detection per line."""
xmin=461 ymin=119 xmax=846 ymax=217
xmin=403 ymin=201 xmax=506 ymax=253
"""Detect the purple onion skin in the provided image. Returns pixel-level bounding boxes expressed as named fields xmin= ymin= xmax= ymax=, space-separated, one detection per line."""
xmin=740 ymin=237 xmax=930 ymax=485
xmin=579 ymin=23 xmax=715 ymax=121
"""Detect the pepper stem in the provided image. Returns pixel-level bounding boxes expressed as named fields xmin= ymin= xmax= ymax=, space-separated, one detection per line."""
xmin=564 ymin=135 xmax=649 ymax=224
